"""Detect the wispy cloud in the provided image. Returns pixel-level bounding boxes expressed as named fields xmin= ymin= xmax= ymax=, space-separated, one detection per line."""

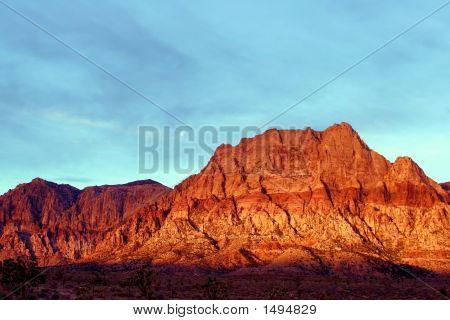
xmin=41 ymin=109 xmax=116 ymax=129
xmin=23 ymin=108 xmax=118 ymax=129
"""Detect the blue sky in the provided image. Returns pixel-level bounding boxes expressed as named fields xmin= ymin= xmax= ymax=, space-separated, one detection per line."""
xmin=1 ymin=0 xmax=449 ymax=194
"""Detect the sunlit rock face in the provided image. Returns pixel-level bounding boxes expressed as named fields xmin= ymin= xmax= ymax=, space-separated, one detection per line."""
xmin=0 ymin=179 xmax=170 ymax=265
xmin=1 ymin=123 xmax=449 ymax=274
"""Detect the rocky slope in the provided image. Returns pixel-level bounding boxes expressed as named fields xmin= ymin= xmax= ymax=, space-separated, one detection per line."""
xmin=89 ymin=123 xmax=449 ymax=274
xmin=1 ymin=123 xmax=449 ymax=274
xmin=0 ymin=179 xmax=170 ymax=265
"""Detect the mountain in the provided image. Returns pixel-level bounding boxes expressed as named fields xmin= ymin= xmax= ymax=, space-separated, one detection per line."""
xmin=87 ymin=123 xmax=449 ymax=274
xmin=0 ymin=179 xmax=170 ymax=265
xmin=0 ymin=123 xmax=449 ymax=275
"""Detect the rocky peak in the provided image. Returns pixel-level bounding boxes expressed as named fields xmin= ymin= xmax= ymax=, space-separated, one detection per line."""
xmin=387 ymin=157 xmax=428 ymax=183
xmin=0 ymin=178 xmax=80 ymax=226
xmin=30 ymin=177 xmax=47 ymax=185
xmin=320 ymin=122 xmax=370 ymax=152
xmin=170 ymin=122 xmax=448 ymax=210
xmin=176 ymin=123 xmax=390 ymax=199
xmin=383 ymin=157 xmax=448 ymax=206
xmin=322 ymin=121 xmax=358 ymax=135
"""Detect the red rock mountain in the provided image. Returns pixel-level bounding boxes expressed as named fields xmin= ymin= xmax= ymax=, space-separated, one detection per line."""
xmin=0 ymin=179 xmax=170 ymax=265
xmin=1 ymin=123 xmax=449 ymax=274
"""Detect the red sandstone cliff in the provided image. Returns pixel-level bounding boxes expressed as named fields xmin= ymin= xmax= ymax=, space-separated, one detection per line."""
xmin=1 ymin=123 xmax=449 ymax=274
xmin=90 ymin=123 xmax=449 ymax=273
xmin=0 ymin=179 xmax=170 ymax=265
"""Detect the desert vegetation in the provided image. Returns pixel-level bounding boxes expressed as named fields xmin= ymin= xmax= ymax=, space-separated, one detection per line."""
xmin=1 ymin=262 xmax=448 ymax=300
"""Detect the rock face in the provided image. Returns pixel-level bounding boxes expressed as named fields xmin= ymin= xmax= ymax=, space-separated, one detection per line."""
xmin=0 ymin=123 xmax=449 ymax=274
xmin=91 ymin=123 xmax=449 ymax=273
xmin=0 ymin=179 xmax=170 ymax=265
xmin=441 ymin=182 xmax=450 ymax=192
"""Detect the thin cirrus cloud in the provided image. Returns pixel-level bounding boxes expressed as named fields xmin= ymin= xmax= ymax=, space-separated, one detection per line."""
xmin=37 ymin=109 xmax=117 ymax=130
xmin=0 ymin=0 xmax=449 ymax=195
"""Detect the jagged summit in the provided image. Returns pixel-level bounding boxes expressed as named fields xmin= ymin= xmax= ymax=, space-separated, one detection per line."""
xmin=21 ymin=177 xmax=79 ymax=190
xmin=30 ymin=177 xmax=48 ymax=184
xmin=177 ymin=123 xmax=446 ymax=206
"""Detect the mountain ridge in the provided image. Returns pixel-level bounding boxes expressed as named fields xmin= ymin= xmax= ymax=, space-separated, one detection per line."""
xmin=0 ymin=178 xmax=170 ymax=264
xmin=0 ymin=123 xmax=449 ymax=275
xmin=84 ymin=123 xmax=449 ymax=274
